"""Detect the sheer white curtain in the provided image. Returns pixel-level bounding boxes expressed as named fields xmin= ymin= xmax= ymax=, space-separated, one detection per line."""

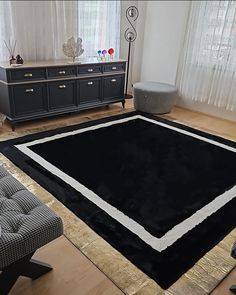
xmin=177 ymin=1 xmax=236 ymax=111
xmin=0 ymin=0 xmax=120 ymax=61
xmin=78 ymin=1 xmax=120 ymax=58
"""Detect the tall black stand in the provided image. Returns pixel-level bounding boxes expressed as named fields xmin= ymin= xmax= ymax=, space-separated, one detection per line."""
xmin=124 ymin=6 xmax=139 ymax=99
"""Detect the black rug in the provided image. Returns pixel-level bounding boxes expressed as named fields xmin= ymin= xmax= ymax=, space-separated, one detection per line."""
xmin=1 ymin=111 xmax=236 ymax=289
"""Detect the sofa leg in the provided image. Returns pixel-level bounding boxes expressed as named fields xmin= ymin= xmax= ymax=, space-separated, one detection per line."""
xmin=0 ymin=252 xmax=53 ymax=295
xmin=21 ymin=259 xmax=53 ymax=280
xmin=230 ymin=285 xmax=236 ymax=294
xmin=0 ymin=270 xmax=20 ymax=295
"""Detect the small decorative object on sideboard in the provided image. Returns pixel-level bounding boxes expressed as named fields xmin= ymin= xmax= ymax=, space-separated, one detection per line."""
xmin=4 ymin=39 xmax=17 ymax=65
xmin=62 ymin=37 xmax=84 ymax=63
xmin=108 ymin=48 xmax=114 ymax=59
xmin=9 ymin=56 xmax=16 ymax=65
xmin=97 ymin=49 xmax=114 ymax=61
xmin=16 ymin=54 xmax=24 ymax=64
xmin=97 ymin=50 xmax=102 ymax=60
xmin=102 ymin=49 xmax=107 ymax=60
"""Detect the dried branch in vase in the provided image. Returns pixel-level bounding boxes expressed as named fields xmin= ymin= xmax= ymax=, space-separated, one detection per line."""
xmin=4 ymin=39 xmax=17 ymax=64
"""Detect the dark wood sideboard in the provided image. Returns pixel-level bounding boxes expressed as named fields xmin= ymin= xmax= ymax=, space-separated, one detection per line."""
xmin=0 ymin=59 xmax=126 ymax=130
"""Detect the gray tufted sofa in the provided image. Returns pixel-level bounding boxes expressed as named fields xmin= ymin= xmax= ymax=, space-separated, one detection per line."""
xmin=0 ymin=165 xmax=63 ymax=294
xmin=230 ymin=242 xmax=236 ymax=293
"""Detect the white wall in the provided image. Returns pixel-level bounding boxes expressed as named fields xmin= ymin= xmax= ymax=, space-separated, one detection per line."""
xmin=140 ymin=1 xmax=190 ymax=85
xmin=129 ymin=1 xmax=147 ymax=85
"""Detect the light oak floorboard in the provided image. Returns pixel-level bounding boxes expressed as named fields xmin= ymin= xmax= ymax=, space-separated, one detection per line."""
xmin=10 ymin=236 xmax=124 ymax=295
xmin=2 ymin=100 xmax=236 ymax=294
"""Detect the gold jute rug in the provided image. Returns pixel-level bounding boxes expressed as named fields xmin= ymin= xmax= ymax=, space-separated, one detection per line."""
xmin=0 ymin=114 xmax=236 ymax=295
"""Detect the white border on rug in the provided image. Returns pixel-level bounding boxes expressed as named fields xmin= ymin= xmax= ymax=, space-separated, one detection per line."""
xmin=15 ymin=114 xmax=236 ymax=252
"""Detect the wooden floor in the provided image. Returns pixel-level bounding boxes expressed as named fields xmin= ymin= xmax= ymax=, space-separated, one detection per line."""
xmin=4 ymin=99 xmax=236 ymax=295
xmin=11 ymin=236 xmax=123 ymax=295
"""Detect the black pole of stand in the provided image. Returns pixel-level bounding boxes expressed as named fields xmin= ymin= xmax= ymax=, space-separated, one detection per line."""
xmin=125 ymin=39 xmax=133 ymax=99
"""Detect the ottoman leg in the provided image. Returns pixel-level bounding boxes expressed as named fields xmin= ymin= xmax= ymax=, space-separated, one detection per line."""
xmin=21 ymin=258 xmax=53 ymax=280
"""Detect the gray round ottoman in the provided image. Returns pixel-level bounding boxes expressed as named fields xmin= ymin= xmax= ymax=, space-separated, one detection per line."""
xmin=133 ymin=82 xmax=178 ymax=114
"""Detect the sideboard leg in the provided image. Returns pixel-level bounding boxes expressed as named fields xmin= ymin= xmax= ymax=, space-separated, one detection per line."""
xmin=122 ymin=100 xmax=125 ymax=108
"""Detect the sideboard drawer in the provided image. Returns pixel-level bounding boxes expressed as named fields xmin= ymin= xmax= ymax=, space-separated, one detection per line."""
xmin=103 ymin=63 xmax=125 ymax=73
xmin=103 ymin=75 xmax=125 ymax=100
xmin=11 ymin=83 xmax=47 ymax=116
xmin=49 ymin=80 xmax=77 ymax=109
xmin=78 ymin=78 xmax=101 ymax=104
xmin=9 ymin=68 xmax=46 ymax=82
xmin=78 ymin=65 xmax=102 ymax=75
xmin=47 ymin=66 xmax=76 ymax=78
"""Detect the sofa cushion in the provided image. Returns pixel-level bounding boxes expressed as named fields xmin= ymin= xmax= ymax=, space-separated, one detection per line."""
xmin=0 ymin=166 xmax=63 ymax=269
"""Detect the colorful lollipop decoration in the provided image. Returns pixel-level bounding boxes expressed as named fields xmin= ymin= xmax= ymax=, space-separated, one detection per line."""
xmin=108 ymin=48 xmax=114 ymax=59
xmin=97 ymin=50 xmax=102 ymax=60
xmin=97 ymin=48 xmax=115 ymax=60
xmin=102 ymin=49 xmax=107 ymax=59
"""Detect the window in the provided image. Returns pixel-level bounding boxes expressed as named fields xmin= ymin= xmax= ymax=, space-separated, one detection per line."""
xmin=192 ymin=1 xmax=236 ymax=66
xmin=177 ymin=1 xmax=236 ymax=111
xmin=77 ymin=1 xmax=120 ymax=58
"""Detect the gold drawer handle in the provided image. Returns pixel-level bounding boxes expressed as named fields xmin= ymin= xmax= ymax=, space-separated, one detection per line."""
xmin=111 ymin=79 xmax=117 ymax=82
xmin=24 ymin=73 xmax=33 ymax=77
xmin=87 ymin=81 xmax=93 ymax=85
xmin=59 ymin=71 xmax=66 ymax=74
xmin=58 ymin=85 xmax=66 ymax=89
xmin=87 ymin=69 xmax=93 ymax=72
xmin=25 ymin=88 xmax=34 ymax=92
xmin=112 ymin=67 xmax=117 ymax=70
